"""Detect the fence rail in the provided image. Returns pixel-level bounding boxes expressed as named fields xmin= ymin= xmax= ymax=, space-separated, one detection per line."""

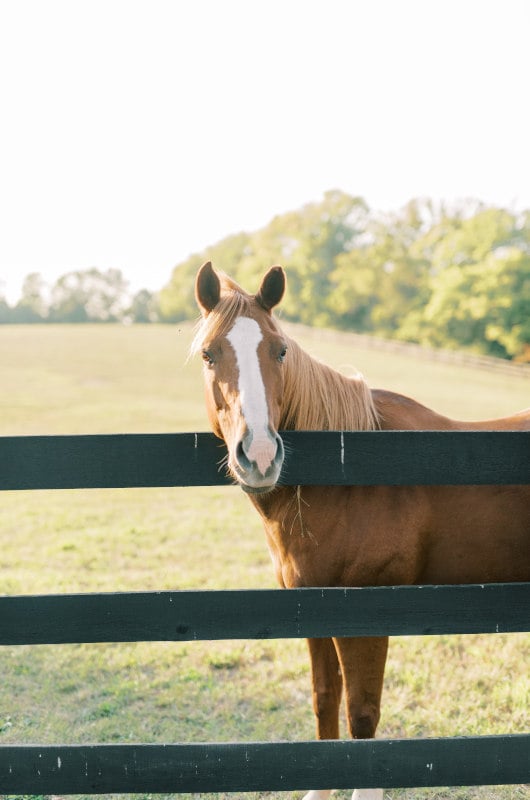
xmin=1 ymin=431 xmax=529 ymax=795
xmin=2 ymin=430 xmax=529 ymax=489
xmin=1 ymin=584 xmax=529 ymax=645
xmin=3 ymin=736 xmax=530 ymax=795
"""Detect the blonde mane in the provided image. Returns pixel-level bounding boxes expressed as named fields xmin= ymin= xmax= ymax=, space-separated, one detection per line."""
xmin=192 ymin=273 xmax=379 ymax=432
xmin=280 ymin=334 xmax=380 ymax=432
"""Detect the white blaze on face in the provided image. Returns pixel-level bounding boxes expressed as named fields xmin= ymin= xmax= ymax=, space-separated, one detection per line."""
xmin=227 ymin=316 xmax=276 ymax=475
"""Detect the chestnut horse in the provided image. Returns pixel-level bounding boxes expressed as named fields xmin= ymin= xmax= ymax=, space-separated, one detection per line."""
xmin=193 ymin=261 xmax=530 ymax=800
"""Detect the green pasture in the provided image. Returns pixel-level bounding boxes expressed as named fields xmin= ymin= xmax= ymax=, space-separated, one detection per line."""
xmin=0 ymin=324 xmax=529 ymax=800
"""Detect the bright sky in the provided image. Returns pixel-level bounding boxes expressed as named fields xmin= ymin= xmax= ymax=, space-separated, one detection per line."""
xmin=1 ymin=0 xmax=529 ymax=303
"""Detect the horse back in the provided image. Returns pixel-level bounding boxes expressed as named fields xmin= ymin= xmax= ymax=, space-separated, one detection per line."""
xmin=372 ymin=388 xmax=530 ymax=431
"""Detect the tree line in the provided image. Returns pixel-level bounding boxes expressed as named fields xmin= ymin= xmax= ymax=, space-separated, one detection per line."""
xmin=3 ymin=190 xmax=529 ymax=360
xmin=159 ymin=190 xmax=530 ymax=362
xmin=0 ymin=269 xmax=159 ymax=324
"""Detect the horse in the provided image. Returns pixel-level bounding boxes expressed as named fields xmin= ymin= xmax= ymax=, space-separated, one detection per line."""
xmin=193 ymin=261 xmax=530 ymax=800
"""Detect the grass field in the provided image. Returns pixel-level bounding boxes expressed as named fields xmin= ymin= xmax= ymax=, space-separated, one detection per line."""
xmin=0 ymin=323 xmax=529 ymax=800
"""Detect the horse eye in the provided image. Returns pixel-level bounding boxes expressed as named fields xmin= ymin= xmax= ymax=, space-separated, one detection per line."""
xmin=278 ymin=346 xmax=287 ymax=363
xmin=202 ymin=350 xmax=215 ymax=366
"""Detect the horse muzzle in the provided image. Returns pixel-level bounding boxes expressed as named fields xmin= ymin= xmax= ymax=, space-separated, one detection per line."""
xmin=231 ymin=431 xmax=284 ymax=494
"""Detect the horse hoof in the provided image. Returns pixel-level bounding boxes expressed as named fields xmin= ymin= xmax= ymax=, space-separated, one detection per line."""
xmin=302 ymin=791 xmax=333 ymax=800
xmin=352 ymin=790 xmax=383 ymax=800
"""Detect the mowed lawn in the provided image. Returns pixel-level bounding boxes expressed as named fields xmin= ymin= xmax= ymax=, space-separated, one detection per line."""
xmin=1 ymin=323 xmax=529 ymax=800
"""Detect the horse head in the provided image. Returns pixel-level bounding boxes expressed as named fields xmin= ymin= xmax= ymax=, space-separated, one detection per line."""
xmin=194 ymin=261 xmax=287 ymax=494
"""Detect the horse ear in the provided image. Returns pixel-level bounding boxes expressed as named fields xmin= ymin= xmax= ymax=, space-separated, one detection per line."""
xmin=195 ymin=261 xmax=221 ymax=316
xmin=256 ymin=266 xmax=285 ymax=312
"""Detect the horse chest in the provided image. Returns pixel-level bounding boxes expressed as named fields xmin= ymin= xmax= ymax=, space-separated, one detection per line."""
xmin=255 ymin=495 xmax=357 ymax=588
xmin=264 ymin=529 xmax=334 ymax=588
xmin=253 ymin=485 xmax=428 ymax=588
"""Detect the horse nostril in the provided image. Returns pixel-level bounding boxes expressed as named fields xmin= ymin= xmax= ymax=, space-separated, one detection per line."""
xmin=235 ymin=440 xmax=252 ymax=470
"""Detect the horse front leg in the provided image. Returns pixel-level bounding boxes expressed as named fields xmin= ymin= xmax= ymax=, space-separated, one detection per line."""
xmin=333 ymin=636 xmax=389 ymax=800
xmin=301 ymin=637 xmax=343 ymax=800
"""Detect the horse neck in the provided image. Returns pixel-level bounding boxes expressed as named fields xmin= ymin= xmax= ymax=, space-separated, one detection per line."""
xmin=280 ymin=336 xmax=379 ymax=432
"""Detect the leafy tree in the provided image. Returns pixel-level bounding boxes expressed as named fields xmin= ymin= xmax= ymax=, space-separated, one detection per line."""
xmin=128 ymin=289 xmax=159 ymax=323
xmin=49 ymin=268 xmax=129 ymax=322
xmin=0 ymin=294 xmax=12 ymax=323
xmin=490 ymin=246 xmax=530 ymax=360
xmin=262 ymin=190 xmax=369 ymax=325
xmin=410 ymin=209 xmax=530 ymax=358
xmin=328 ymin=199 xmax=434 ymax=334
xmin=13 ymin=272 xmax=49 ymax=322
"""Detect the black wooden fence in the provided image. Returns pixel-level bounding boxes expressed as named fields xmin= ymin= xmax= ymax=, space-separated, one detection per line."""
xmin=1 ymin=431 xmax=529 ymax=795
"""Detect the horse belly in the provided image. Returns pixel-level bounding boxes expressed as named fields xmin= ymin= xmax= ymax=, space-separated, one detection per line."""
xmin=420 ymin=485 xmax=530 ymax=584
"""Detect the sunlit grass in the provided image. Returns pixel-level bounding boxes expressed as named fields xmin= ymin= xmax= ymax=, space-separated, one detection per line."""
xmin=1 ymin=323 xmax=529 ymax=800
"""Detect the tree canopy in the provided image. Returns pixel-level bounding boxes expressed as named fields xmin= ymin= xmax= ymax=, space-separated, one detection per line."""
xmin=158 ymin=192 xmax=530 ymax=361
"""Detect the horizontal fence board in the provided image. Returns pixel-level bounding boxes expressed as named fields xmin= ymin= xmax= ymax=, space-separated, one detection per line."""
xmin=0 ymin=432 xmax=229 ymax=490
xmin=1 ymin=735 xmax=529 ymax=793
xmin=1 ymin=584 xmax=529 ymax=645
xmin=1 ymin=431 xmax=529 ymax=490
